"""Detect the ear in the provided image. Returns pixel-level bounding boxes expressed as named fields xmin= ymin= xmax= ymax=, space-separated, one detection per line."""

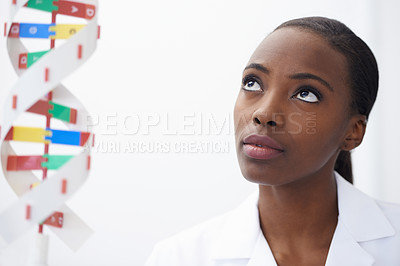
xmin=341 ymin=115 xmax=367 ymax=151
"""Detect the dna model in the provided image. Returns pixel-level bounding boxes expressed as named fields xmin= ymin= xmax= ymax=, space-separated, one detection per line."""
xmin=0 ymin=0 xmax=99 ymax=264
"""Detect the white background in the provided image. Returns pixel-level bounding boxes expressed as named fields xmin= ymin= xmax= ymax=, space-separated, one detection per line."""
xmin=0 ymin=0 xmax=399 ymax=265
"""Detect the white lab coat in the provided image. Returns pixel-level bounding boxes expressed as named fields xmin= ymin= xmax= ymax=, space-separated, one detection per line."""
xmin=145 ymin=172 xmax=400 ymax=265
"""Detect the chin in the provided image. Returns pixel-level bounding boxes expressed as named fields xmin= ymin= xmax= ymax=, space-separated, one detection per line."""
xmin=237 ymin=158 xmax=286 ymax=186
xmin=235 ymin=143 xmax=294 ymax=186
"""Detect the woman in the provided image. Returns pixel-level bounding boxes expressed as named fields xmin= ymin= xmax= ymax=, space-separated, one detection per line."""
xmin=145 ymin=17 xmax=400 ymax=265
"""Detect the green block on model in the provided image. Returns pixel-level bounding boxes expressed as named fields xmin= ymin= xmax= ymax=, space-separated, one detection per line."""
xmin=27 ymin=50 xmax=49 ymax=68
xmin=41 ymin=155 xmax=74 ymax=170
xmin=26 ymin=0 xmax=59 ymax=12
xmin=49 ymin=101 xmax=77 ymax=123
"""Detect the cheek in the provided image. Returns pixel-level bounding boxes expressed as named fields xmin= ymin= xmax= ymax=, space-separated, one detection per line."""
xmin=232 ymin=109 xmax=347 ymax=186
xmin=288 ymin=110 xmax=346 ymax=160
xmin=233 ymin=95 xmax=252 ymax=137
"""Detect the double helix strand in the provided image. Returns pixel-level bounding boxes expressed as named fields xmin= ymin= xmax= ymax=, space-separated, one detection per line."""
xmin=0 ymin=0 xmax=99 ymax=257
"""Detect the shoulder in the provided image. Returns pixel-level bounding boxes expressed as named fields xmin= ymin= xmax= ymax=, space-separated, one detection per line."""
xmin=375 ymin=199 xmax=400 ymax=232
xmin=145 ymin=191 xmax=259 ymax=266
xmin=360 ymin=199 xmax=400 ymax=264
xmin=376 ymin=199 xmax=400 ymax=215
xmin=145 ymin=212 xmax=232 ymax=266
xmin=337 ymin=172 xmax=400 ymax=236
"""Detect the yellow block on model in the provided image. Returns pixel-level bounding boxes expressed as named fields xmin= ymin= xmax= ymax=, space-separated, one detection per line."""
xmin=49 ymin=24 xmax=85 ymax=39
xmin=9 ymin=126 xmax=51 ymax=144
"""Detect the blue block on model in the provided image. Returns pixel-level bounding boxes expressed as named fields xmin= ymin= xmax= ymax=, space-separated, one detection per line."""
xmin=19 ymin=23 xmax=55 ymax=39
xmin=46 ymin=129 xmax=81 ymax=146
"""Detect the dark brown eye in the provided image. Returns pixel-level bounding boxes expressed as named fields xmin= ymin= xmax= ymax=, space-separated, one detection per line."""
xmin=295 ymin=89 xmax=319 ymax=103
xmin=243 ymin=79 xmax=261 ymax=92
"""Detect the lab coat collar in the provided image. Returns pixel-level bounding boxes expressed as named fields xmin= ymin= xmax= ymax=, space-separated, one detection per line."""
xmin=211 ymin=172 xmax=395 ymax=264
xmin=211 ymin=190 xmax=261 ymax=260
xmin=334 ymin=171 xmax=395 ymax=241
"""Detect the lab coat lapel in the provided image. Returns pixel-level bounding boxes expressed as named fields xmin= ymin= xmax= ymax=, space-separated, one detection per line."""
xmin=211 ymin=190 xmax=278 ymax=265
xmin=247 ymin=232 xmax=277 ymax=266
xmin=211 ymin=191 xmax=261 ymax=262
xmin=334 ymin=172 xmax=395 ymax=242
xmin=325 ymin=217 xmax=374 ymax=266
xmin=324 ymin=172 xmax=396 ymax=265
xmin=212 ymin=173 xmax=395 ymax=266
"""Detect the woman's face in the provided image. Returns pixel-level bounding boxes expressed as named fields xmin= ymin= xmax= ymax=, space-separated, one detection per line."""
xmin=234 ymin=27 xmax=354 ymax=186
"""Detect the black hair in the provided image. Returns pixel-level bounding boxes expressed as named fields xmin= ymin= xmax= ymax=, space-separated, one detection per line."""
xmin=274 ymin=17 xmax=379 ymax=184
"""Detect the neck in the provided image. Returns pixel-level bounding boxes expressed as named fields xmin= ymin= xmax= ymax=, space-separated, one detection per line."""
xmin=258 ymin=168 xmax=338 ymax=252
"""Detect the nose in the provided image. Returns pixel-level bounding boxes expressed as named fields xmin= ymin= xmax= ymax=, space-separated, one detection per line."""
xmin=252 ymin=93 xmax=285 ymax=128
xmin=254 ymin=117 xmax=278 ymax=126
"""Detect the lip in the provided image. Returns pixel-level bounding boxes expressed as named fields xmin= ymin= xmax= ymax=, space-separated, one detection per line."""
xmin=242 ymin=134 xmax=284 ymax=160
xmin=243 ymin=134 xmax=284 ymax=150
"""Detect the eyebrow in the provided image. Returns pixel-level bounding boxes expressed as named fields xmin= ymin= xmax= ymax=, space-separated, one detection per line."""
xmin=289 ymin=73 xmax=334 ymax=92
xmin=244 ymin=63 xmax=334 ymax=92
xmin=244 ymin=63 xmax=269 ymax=74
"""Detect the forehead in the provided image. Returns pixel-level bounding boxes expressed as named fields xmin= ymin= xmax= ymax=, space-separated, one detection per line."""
xmin=248 ymin=28 xmax=348 ymax=88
